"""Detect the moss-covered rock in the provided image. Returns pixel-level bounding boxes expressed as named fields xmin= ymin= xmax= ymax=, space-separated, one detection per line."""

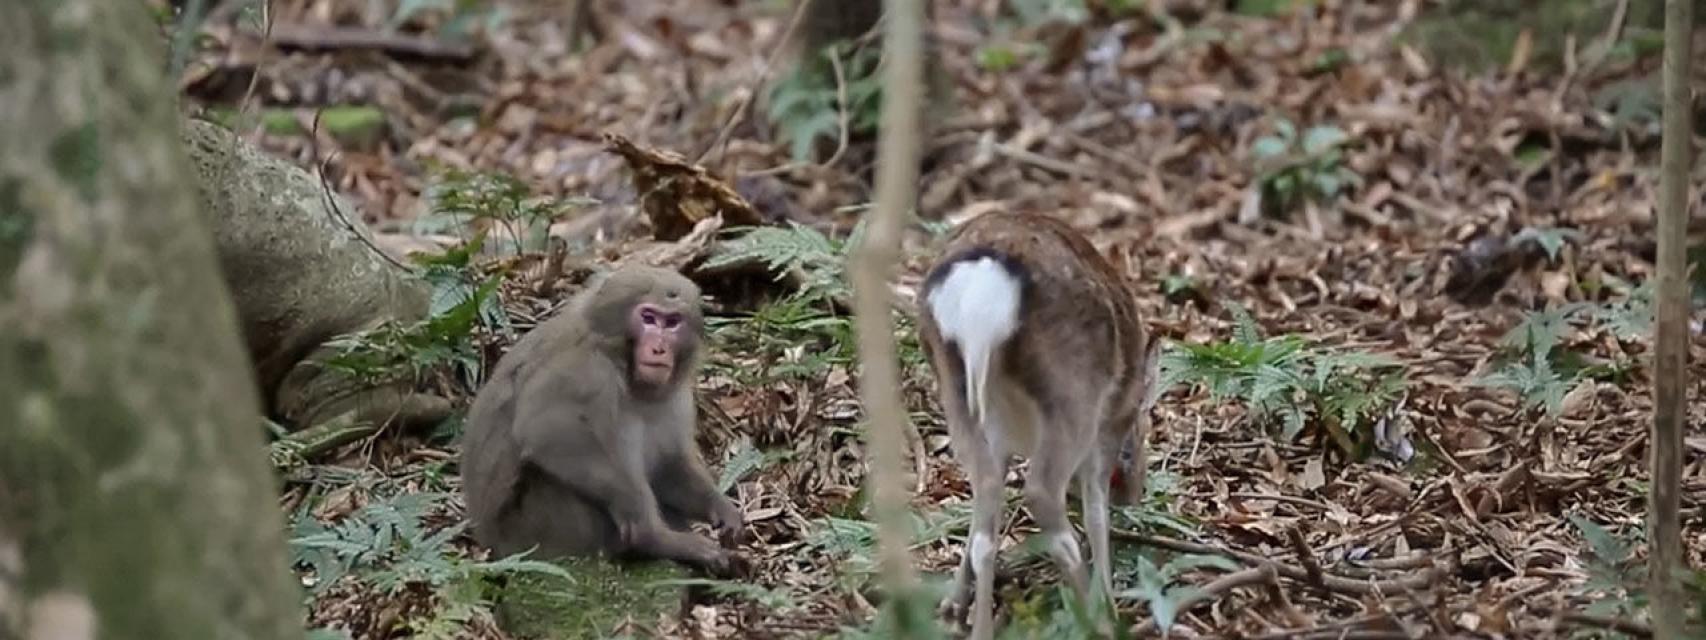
xmin=494 ymin=557 xmax=691 ymax=639
xmin=180 ymin=117 xmax=451 ymax=433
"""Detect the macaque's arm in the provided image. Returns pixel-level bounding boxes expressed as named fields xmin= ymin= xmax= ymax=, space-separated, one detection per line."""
xmin=652 ymin=446 xmax=727 ymax=524
xmin=511 ymin=370 xmax=665 ymax=538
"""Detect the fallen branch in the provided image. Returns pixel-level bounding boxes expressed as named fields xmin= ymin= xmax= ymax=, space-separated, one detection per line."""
xmin=1132 ymin=566 xmax=1274 ymax=635
xmin=1550 ymin=610 xmax=1654 ymax=638
xmin=266 ymin=24 xmax=476 ymax=61
xmin=269 ymin=418 xmax=378 ymax=474
xmin=1247 ymin=606 xmax=1426 ymax=640
xmin=1112 ymin=530 xmax=1444 ymax=596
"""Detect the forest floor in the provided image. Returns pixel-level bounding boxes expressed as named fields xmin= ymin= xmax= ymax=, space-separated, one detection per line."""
xmin=176 ymin=0 xmax=1706 ymax=637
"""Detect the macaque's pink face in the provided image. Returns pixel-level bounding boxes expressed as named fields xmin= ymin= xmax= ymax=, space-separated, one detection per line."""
xmin=631 ymin=303 xmax=685 ymax=385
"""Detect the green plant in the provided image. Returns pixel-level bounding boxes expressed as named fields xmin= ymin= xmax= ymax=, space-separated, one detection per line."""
xmin=1471 ymin=293 xmax=1640 ymax=419
xmin=1007 ymin=0 xmax=1091 ymax=25
xmin=1570 ymin=515 xmax=1646 ymax=621
xmin=1117 ymin=553 xmax=1241 ymax=633
xmin=650 ymin=577 xmax=801 ymax=611
xmin=289 ymin=490 xmax=571 ymax=593
xmin=704 ymin=221 xmax=853 ymax=302
xmin=716 ymin=434 xmax=792 ymax=493
xmin=390 ymin=0 xmax=509 ymax=40
xmin=319 ymin=234 xmax=504 ymax=396
xmin=832 ymin=580 xmax=954 ymax=640
xmin=703 ymin=222 xmax=895 ymax=384
xmin=805 ymin=503 xmax=975 ymax=593
xmin=1162 ymin=303 xmax=1406 ymax=459
xmin=1000 ymin=583 xmax=1128 ymax=640
xmin=768 ymin=42 xmax=884 ymax=163
xmin=1513 ymin=225 xmax=1585 ymax=261
xmin=1111 ymin=469 xmax=1199 ymax=539
xmin=1250 ymin=119 xmax=1361 ymax=216
xmin=425 ymin=167 xmax=595 ymax=256
xmin=1234 ymin=0 xmax=1316 ymax=17
xmin=289 ymin=485 xmax=575 ymax=637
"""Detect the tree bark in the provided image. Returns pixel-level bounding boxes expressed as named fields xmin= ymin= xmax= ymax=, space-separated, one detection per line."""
xmin=0 ymin=1 xmax=303 ymax=638
xmin=1651 ymin=0 xmax=1694 ymax=637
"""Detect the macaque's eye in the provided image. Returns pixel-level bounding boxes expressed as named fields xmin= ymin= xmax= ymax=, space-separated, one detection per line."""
xmin=640 ymin=309 xmax=659 ymax=326
xmin=660 ymin=314 xmax=681 ymax=329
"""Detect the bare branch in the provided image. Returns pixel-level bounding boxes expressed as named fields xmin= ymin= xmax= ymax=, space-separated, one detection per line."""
xmin=850 ymin=0 xmax=924 ymax=609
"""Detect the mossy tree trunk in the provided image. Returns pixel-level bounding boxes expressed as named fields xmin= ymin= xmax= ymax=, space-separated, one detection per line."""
xmin=0 ymin=1 xmax=303 ymax=638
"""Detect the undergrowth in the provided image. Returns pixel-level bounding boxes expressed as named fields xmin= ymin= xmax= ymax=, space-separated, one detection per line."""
xmin=1162 ymin=302 xmax=1406 ymax=460
xmin=423 ymin=166 xmax=598 ymax=256
xmin=1564 ymin=513 xmax=1706 ymax=639
xmin=768 ymin=42 xmax=883 ymax=163
xmin=288 ymin=471 xmax=574 ymax=639
xmin=1250 ymin=118 xmax=1362 ymax=217
xmin=702 ymin=221 xmax=928 ymax=383
xmin=1471 ymin=281 xmax=1646 ymax=418
xmin=320 ymin=233 xmax=505 ymax=405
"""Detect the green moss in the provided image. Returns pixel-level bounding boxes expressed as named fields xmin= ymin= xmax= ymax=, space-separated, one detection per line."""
xmin=494 ymin=556 xmax=688 ymax=639
xmin=317 ymin=106 xmax=387 ymax=150
xmin=261 ymin=110 xmax=305 ymax=136
xmin=49 ymin=122 xmax=101 ymax=202
xmin=1234 ymin=0 xmax=1315 ymax=17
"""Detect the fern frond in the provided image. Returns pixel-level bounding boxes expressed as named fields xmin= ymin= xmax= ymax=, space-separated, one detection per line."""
xmin=1225 ymin=301 xmax=1261 ymax=345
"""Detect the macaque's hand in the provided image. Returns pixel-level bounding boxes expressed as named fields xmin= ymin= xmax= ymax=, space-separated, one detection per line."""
xmin=715 ymin=550 xmax=756 ymax=580
xmin=711 ymin=497 xmax=747 ymax=547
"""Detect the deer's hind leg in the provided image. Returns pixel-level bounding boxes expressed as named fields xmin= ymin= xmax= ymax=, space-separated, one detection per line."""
xmin=1022 ymin=397 xmax=1096 ymax=606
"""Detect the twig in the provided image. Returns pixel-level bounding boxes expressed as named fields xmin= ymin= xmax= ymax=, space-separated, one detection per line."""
xmin=1112 ymin=530 xmax=1444 ymax=596
xmin=1286 ymin=526 xmax=1325 ymax=587
xmin=305 ymin=110 xmax=416 ymax=274
xmin=1247 ymin=606 xmax=1426 ymax=640
xmin=991 ymin=142 xmax=1102 ymax=181
xmin=1222 ymin=492 xmax=1336 ymax=512
xmin=1554 ymin=611 xmax=1654 ymax=638
xmin=696 ymin=0 xmax=812 ymax=166
xmin=1131 ymin=566 xmax=1274 ymax=635
xmin=1585 ymin=0 xmax=1632 ymax=73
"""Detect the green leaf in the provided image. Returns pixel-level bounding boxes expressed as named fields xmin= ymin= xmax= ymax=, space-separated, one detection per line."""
xmin=1511 ymin=226 xmax=1583 ymax=261
xmin=1160 ymin=553 xmax=1240 ymax=578
xmin=1310 ymin=171 xmax=1342 ymax=198
xmin=1570 ymin=515 xmax=1629 ymax=565
xmin=1251 ymin=136 xmax=1288 ymax=159
xmin=978 ymin=45 xmax=1023 ymax=71
xmin=1300 ymin=125 xmax=1349 ymax=155
xmin=1150 ymin=585 xmax=1205 ymax=631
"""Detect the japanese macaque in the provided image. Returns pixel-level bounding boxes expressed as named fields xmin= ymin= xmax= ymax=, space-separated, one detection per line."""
xmin=916 ymin=211 xmax=1164 ymax=639
xmin=459 ymin=265 xmax=747 ymax=577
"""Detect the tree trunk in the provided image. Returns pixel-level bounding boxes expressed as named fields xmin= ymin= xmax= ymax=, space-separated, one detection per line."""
xmin=0 ymin=1 xmax=303 ymax=638
xmin=1651 ymin=0 xmax=1694 ymax=637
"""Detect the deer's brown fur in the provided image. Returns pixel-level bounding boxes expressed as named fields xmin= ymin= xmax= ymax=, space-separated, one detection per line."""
xmin=916 ymin=211 xmax=1162 ymax=638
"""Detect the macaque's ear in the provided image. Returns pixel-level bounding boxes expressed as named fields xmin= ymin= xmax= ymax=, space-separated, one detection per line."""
xmin=1138 ymin=337 xmax=1164 ymax=412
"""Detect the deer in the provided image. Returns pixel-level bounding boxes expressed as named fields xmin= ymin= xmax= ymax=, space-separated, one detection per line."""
xmin=915 ymin=210 xmax=1164 ymax=639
